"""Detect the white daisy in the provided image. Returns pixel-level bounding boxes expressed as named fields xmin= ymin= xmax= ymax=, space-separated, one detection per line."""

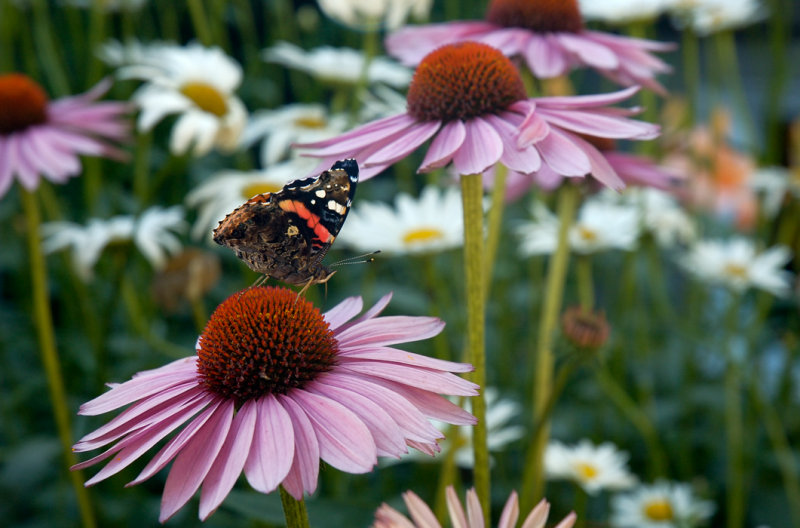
xmin=671 ymin=0 xmax=767 ymax=35
xmin=239 ymin=104 xmax=348 ymax=166
xmin=580 ymin=0 xmax=676 ymax=24
xmin=117 ymin=42 xmax=247 ymax=156
xmin=681 ymin=238 xmax=793 ymax=297
xmin=545 ymin=440 xmax=637 ymax=495
xmin=611 ymin=480 xmax=715 ymax=528
xmin=337 ymin=185 xmax=463 ymax=255
xmin=263 ymin=41 xmax=412 ymax=87
xmin=749 ymin=166 xmax=800 ymax=219
xmin=517 ymin=199 xmax=640 ymax=256
xmin=602 ymin=188 xmax=696 ymax=247
xmin=41 ymin=206 xmax=186 ymax=281
xmin=316 ymin=0 xmax=432 ymax=30
xmin=185 ymin=158 xmax=317 ymax=241
xmin=359 ymin=85 xmax=409 ymax=121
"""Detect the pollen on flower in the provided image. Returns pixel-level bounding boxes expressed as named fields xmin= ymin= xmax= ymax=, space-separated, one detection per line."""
xmin=0 ymin=73 xmax=49 ymax=135
xmin=575 ymin=462 xmax=599 ymax=480
xmin=643 ymin=499 xmax=674 ymax=521
xmin=180 ymin=82 xmax=228 ymax=117
xmin=486 ymin=0 xmax=584 ymax=33
xmin=402 ymin=227 xmax=445 ymax=245
xmin=406 ymin=42 xmax=526 ymax=122
xmin=196 ymin=286 xmax=339 ymax=403
xmin=723 ymin=263 xmax=749 ymax=280
xmin=241 ymin=182 xmax=284 ymax=199
xmin=294 ymin=116 xmax=328 ymax=129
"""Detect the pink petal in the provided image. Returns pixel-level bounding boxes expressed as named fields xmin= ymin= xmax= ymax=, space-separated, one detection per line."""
xmin=277 ymin=396 xmax=320 ymax=499
xmin=446 ymin=487 xmax=469 ymax=528
xmin=385 ymin=22 xmax=492 ymax=66
xmin=336 ymin=315 xmax=444 ymax=348
xmin=484 ymin=114 xmax=542 ymax=173
xmin=465 ymin=488 xmax=484 ymax=528
xmin=536 ymin=108 xmax=659 ymax=140
xmin=363 ymin=120 xmax=440 ymax=167
xmin=335 ymin=292 xmax=393 ymax=334
xmin=565 ymin=133 xmax=625 ymax=190
xmin=452 ymin=117 xmax=503 ymax=175
xmin=340 ymin=362 xmax=478 ymax=397
xmin=199 ymin=400 xmax=258 ymax=520
xmin=289 ymin=388 xmax=377 ymax=473
xmin=498 ymin=491 xmax=520 ymax=528
xmin=298 ymin=114 xmax=415 ymax=155
xmin=556 ymin=33 xmax=619 ymax=69
xmin=0 ymin=137 xmax=14 ymax=197
xmin=338 ymin=346 xmax=473 ymax=373
xmin=419 ymin=120 xmax=466 ymax=172
xmin=535 ymin=128 xmax=591 ymax=177
xmin=323 ymin=296 xmax=363 ymax=331
xmin=159 ymin=401 xmax=234 ymax=523
xmin=534 ymin=165 xmax=565 ymax=190
xmin=534 ymin=86 xmax=640 ymax=109
xmin=525 ymin=34 xmax=568 ymax=78
xmin=243 ymin=394 xmax=295 ymax=494
xmin=403 ymin=490 xmax=440 ymax=527
xmin=372 ymin=379 xmax=478 ymax=425
xmin=514 ymin=103 xmax=551 ymax=148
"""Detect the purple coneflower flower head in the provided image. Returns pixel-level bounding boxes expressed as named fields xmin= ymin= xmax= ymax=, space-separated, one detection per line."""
xmin=298 ymin=42 xmax=659 ymax=187
xmin=73 ymin=287 xmax=477 ymax=522
xmin=0 ymin=74 xmax=129 ymax=198
xmin=386 ymin=0 xmax=675 ymax=94
xmin=373 ymin=485 xmax=577 ymax=528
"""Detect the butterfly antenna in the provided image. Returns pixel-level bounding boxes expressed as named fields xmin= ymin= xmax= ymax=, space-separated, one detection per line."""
xmin=330 ymin=250 xmax=381 ymax=267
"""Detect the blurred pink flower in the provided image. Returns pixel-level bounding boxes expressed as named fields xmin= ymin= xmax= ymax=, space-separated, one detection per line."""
xmin=385 ymin=0 xmax=674 ymax=93
xmin=299 ymin=42 xmax=658 ymax=188
xmin=0 ymin=74 xmax=129 ymax=198
xmin=373 ymin=485 xmax=577 ymax=528
xmin=72 ymin=287 xmax=477 ymax=522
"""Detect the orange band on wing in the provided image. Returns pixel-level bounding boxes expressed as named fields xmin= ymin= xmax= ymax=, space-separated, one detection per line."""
xmin=279 ymin=199 xmax=333 ymax=244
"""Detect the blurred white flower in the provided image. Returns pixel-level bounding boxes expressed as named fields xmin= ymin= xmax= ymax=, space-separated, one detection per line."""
xmin=602 ymin=188 xmax=696 ymax=247
xmin=580 ymin=0 xmax=675 ymax=24
xmin=681 ymin=238 xmax=793 ymax=296
xmin=517 ymin=199 xmax=640 ymax=256
xmin=611 ymin=480 xmax=715 ymax=528
xmin=41 ymin=206 xmax=186 ymax=281
xmin=185 ymin=158 xmax=316 ymax=241
xmin=359 ymin=85 xmax=408 ymax=121
xmin=114 ymin=42 xmax=247 ymax=156
xmin=263 ymin=42 xmax=412 ymax=87
xmin=240 ymin=104 xmax=348 ymax=166
xmin=338 ymin=185 xmax=464 ymax=255
xmin=317 ymin=0 xmax=431 ymax=30
xmin=671 ymin=0 xmax=767 ymax=35
xmin=749 ymin=166 xmax=800 ymax=218
xmin=545 ymin=440 xmax=637 ymax=494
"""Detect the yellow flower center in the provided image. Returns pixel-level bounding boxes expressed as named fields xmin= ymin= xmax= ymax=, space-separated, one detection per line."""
xmin=576 ymin=226 xmax=598 ymax=242
xmin=643 ymin=499 xmax=674 ymax=521
xmin=241 ymin=182 xmax=284 ymax=199
xmin=294 ymin=116 xmax=327 ymax=129
xmin=723 ymin=263 xmax=749 ymax=279
xmin=574 ymin=462 xmax=599 ymax=480
xmin=180 ymin=82 xmax=228 ymax=117
xmin=402 ymin=227 xmax=445 ymax=245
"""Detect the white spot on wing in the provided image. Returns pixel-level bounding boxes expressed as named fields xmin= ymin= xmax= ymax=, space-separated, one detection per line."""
xmin=315 ymin=189 xmax=326 ymax=198
xmin=327 ymin=200 xmax=346 ymax=215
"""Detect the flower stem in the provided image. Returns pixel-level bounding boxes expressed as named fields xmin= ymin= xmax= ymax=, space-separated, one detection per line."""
xmin=31 ymin=0 xmax=70 ymax=96
xmin=484 ymin=164 xmax=507 ymax=300
xmin=460 ymin=173 xmax=489 ymax=520
xmin=764 ymin=0 xmax=791 ymax=164
xmin=574 ymin=486 xmax=588 ymax=528
xmin=279 ymin=486 xmax=310 ymax=528
xmin=681 ymin=30 xmax=700 ymax=123
xmin=21 ymin=189 xmax=97 ymax=528
xmin=576 ymin=255 xmax=593 ymax=313
xmin=520 ymin=184 xmax=579 ymax=512
xmin=188 ymin=0 xmax=214 ymax=46
xmin=724 ymin=295 xmax=745 ymax=528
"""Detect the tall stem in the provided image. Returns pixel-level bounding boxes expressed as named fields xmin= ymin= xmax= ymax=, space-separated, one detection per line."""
xmin=520 ymin=185 xmax=579 ymax=512
xmin=188 ymin=0 xmax=214 ymax=46
xmin=460 ymin=173 xmax=489 ymax=520
xmin=279 ymin=486 xmax=310 ymax=528
xmin=724 ymin=295 xmax=745 ymax=528
xmin=21 ymin=190 xmax=97 ymax=528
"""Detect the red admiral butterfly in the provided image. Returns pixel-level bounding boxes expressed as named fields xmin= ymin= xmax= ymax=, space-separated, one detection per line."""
xmin=213 ymin=159 xmax=358 ymax=290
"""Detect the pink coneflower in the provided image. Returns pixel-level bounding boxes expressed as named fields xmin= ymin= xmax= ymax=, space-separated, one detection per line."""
xmin=385 ymin=0 xmax=674 ymax=94
xmin=373 ymin=485 xmax=577 ymax=528
xmin=72 ymin=287 xmax=477 ymax=522
xmin=298 ymin=42 xmax=658 ymax=187
xmin=0 ymin=74 xmax=129 ymax=198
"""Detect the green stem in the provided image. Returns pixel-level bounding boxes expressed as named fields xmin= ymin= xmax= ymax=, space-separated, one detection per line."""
xmin=86 ymin=0 xmax=107 ymax=85
xmin=31 ymin=0 xmax=70 ymax=95
xmin=520 ymin=185 xmax=579 ymax=512
xmin=484 ymin=164 xmax=507 ymax=300
xmin=574 ymin=486 xmax=589 ymax=528
xmin=133 ymin=132 xmax=153 ymax=206
xmin=21 ymin=190 xmax=97 ymax=528
xmin=576 ymin=255 xmax=593 ymax=313
xmin=681 ymin=30 xmax=700 ymax=123
xmin=188 ymin=0 xmax=214 ymax=46
xmin=460 ymin=173 xmax=489 ymax=520
xmin=724 ymin=295 xmax=745 ymax=528
xmin=279 ymin=486 xmax=310 ymax=528
xmin=764 ymin=0 xmax=791 ymax=164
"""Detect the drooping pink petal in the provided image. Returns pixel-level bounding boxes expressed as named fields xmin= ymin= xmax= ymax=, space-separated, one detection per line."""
xmin=478 ymin=27 xmax=530 ymax=56
xmin=277 ymin=395 xmax=320 ymax=499
xmin=605 ymin=152 xmax=681 ymax=189
xmin=385 ymin=22 xmax=492 ymax=66
xmin=536 ymin=107 xmax=659 ymax=140
xmin=337 ymin=346 xmax=473 ymax=373
xmin=363 ymin=120 xmax=440 ymax=167
xmin=371 ymin=379 xmax=478 ymax=425
xmin=525 ymin=34 xmax=569 ymax=78
xmin=419 ymin=120 xmax=466 ymax=172
xmin=323 ymin=296 xmax=363 ymax=331
xmin=556 ymin=33 xmax=618 ymax=69
xmin=565 ymin=133 xmax=625 ymax=191
xmin=199 ymin=400 xmax=258 ymax=520
xmin=535 ymin=128 xmax=591 ymax=177
xmin=513 ymin=104 xmax=551 ymax=149
xmin=298 ymin=114 xmax=415 ymax=154
xmin=484 ymin=114 xmax=542 ymax=173
xmin=534 ymin=86 xmax=640 ymax=110
xmin=336 ymin=315 xmax=444 ymax=348
xmin=289 ymin=388 xmax=377 ymax=473
xmin=341 ymin=362 xmax=478 ymax=397
xmin=534 ymin=164 xmax=566 ymax=190
xmin=243 ymin=394 xmax=295 ymax=494
xmin=159 ymin=401 xmax=234 ymax=523
xmin=452 ymin=116 xmax=504 ymax=175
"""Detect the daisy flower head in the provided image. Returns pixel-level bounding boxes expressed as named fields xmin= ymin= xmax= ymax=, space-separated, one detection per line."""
xmin=185 ymin=158 xmax=318 ymax=241
xmin=385 ymin=0 xmax=675 ymax=94
xmin=0 ymin=74 xmax=129 ymax=199
xmin=240 ymin=103 xmax=348 ymax=166
xmin=681 ymin=237 xmax=793 ymax=297
xmin=338 ymin=185 xmax=463 ymax=255
xmin=610 ymin=480 xmax=715 ymax=528
xmin=373 ymin=486 xmax=577 ymax=528
xmin=610 ymin=188 xmax=696 ymax=247
xmin=263 ymin=42 xmax=413 ymax=87
xmin=41 ymin=205 xmax=186 ymax=281
xmin=299 ymin=42 xmax=659 ymax=183
xmin=545 ymin=439 xmax=637 ymax=494
xmin=72 ymin=287 xmax=477 ymax=522
xmin=317 ymin=0 xmax=432 ymax=30
xmin=579 ymin=0 xmax=675 ymax=24
xmin=517 ymin=198 xmax=640 ymax=256
xmin=118 ymin=42 xmax=247 ymax=156
xmin=671 ymin=0 xmax=767 ymax=36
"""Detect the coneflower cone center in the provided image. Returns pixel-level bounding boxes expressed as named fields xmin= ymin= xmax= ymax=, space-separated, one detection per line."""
xmin=197 ymin=286 xmax=338 ymax=402
xmin=486 ymin=0 xmax=583 ymax=33
xmin=0 ymin=73 xmax=49 ymax=135
xmin=406 ymin=42 xmax=526 ymax=122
